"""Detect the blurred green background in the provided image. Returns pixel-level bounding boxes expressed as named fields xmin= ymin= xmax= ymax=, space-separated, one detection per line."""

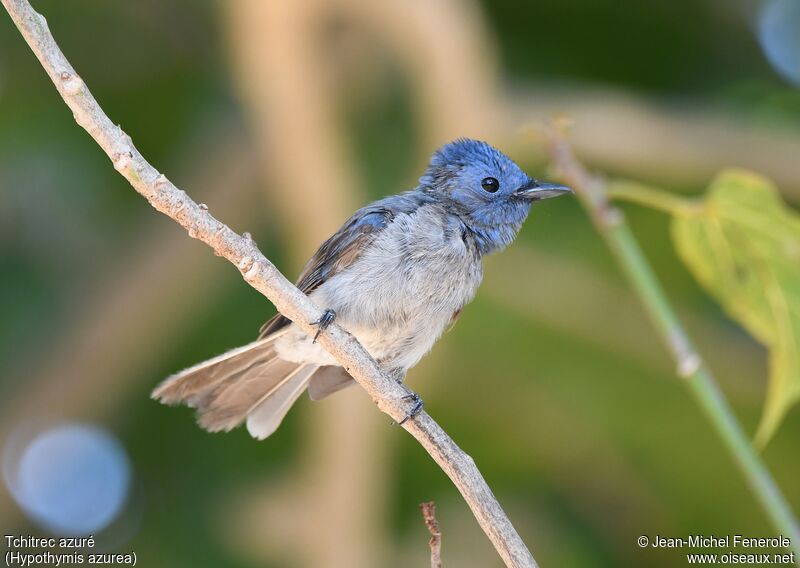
xmin=1 ymin=1 xmax=800 ymax=566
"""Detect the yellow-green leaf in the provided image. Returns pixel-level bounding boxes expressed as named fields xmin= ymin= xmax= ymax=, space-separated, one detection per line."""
xmin=670 ymin=169 xmax=800 ymax=447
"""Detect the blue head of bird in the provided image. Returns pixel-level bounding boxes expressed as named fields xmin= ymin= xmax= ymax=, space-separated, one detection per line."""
xmin=419 ymin=138 xmax=572 ymax=255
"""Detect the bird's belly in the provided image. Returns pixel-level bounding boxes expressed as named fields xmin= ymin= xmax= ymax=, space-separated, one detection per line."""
xmin=275 ymin=225 xmax=482 ymax=371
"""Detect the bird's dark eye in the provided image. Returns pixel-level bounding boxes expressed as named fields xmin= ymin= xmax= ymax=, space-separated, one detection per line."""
xmin=480 ymin=177 xmax=500 ymax=193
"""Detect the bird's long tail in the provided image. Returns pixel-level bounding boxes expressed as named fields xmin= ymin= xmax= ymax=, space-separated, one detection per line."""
xmin=151 ymin=328 xmax=316 ymax=440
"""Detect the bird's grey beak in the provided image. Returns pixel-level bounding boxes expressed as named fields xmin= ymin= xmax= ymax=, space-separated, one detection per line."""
xmin=515 ymin=180 xmax=573 ymax=201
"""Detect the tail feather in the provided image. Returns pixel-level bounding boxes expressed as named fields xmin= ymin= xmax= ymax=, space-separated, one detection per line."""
xmin=307 ymin=365 xmax=355 ymax=400
xmin=246 ymin=365 xmax=316 ymax=439
xmin=152 ymin=327 xmax=290 ymax=404
xmin=196 ymin=358 xmax=306 ymax=432
xmin=151 ymin=328 xmax=315 ymax=438
xmin=194 ymin=356 xmax=292 ymax=412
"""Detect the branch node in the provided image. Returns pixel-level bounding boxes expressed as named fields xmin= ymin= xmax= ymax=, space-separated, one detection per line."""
xmin=59 ymin=71 xmax=82 ymax=95
xmin=198 ymin=202 xmax=208 ymax=211
xmin=677 ymin=353 xmax=702 ymax=378
xmin=116 ymin=124 xmax=132 ymax=143
xmin=244 ymin=262 xmax=260 ymax=280
xmin=238 ymin=255 xmax=254 ymax=274
xmin=112 ymin=151 xmax=132 ymax=172
xmin=601 ymin=206 xmax=624 ymax=227
xmin=155 ymin=173 xmax=168 ymax=188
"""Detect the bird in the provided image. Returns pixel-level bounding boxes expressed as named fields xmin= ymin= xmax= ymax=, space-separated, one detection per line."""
xmin=152 ymin=138 xmax=572 ymax=440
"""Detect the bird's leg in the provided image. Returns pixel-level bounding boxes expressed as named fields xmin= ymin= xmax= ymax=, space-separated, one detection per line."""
xmin=387 ymin=367 xmax=424 ymax=425
xmin=399 ymin=390 xmax=424 ymax=425
xmin=309 ymin=308 xmax=336 ymax=343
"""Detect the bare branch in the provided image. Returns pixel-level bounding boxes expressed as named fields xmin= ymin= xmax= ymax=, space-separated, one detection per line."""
xmin=420 ymin=501 xmax=443 ymax=568
xmin=0 ymin=1 xmax=537 ymax=566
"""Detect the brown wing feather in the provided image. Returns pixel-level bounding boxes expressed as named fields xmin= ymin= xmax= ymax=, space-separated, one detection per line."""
xmin=258 ymin=226 xmax=385 ymax=337
xmin=258 ymin=200 xmax=414 ymax=338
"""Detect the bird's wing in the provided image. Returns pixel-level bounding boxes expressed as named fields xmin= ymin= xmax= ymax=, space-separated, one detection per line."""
xmin=259 ymin=191 xmax=431 ymax=338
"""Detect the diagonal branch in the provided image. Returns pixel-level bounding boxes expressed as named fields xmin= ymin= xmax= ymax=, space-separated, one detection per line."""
xmin=0 ymin=1 xmax=537 ymax=566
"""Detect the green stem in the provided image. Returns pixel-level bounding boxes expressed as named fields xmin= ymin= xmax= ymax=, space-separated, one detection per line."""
xmin=608 ymin=222 xmax=800 ymax=560
xmin=546 ymin=135 xmax=800 ymax=562
xmin=607 ymin=180 xmax=703 ymax=216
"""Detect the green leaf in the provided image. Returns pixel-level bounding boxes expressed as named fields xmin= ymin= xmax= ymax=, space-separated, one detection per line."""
xmin=670 ymin=169 xmax=800 ymax=447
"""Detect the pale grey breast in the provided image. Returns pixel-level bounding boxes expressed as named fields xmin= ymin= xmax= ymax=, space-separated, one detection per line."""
xmin=274 ymin=204 xmax=483 ymax=371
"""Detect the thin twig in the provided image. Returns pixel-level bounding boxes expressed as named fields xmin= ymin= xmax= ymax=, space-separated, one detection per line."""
xmin=420 ymin=501 xmax=443 ymax=568
xmin=0 ymin=1 xmax=536 ymax=566
xmin=543 ymin=123 xmax=800 ymax=561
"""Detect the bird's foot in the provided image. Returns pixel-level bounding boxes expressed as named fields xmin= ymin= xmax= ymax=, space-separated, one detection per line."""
xmin=399 ymin=389 xmax=424 ymax=425
xmin=310 ymin=308 xmax=336 ymax=343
